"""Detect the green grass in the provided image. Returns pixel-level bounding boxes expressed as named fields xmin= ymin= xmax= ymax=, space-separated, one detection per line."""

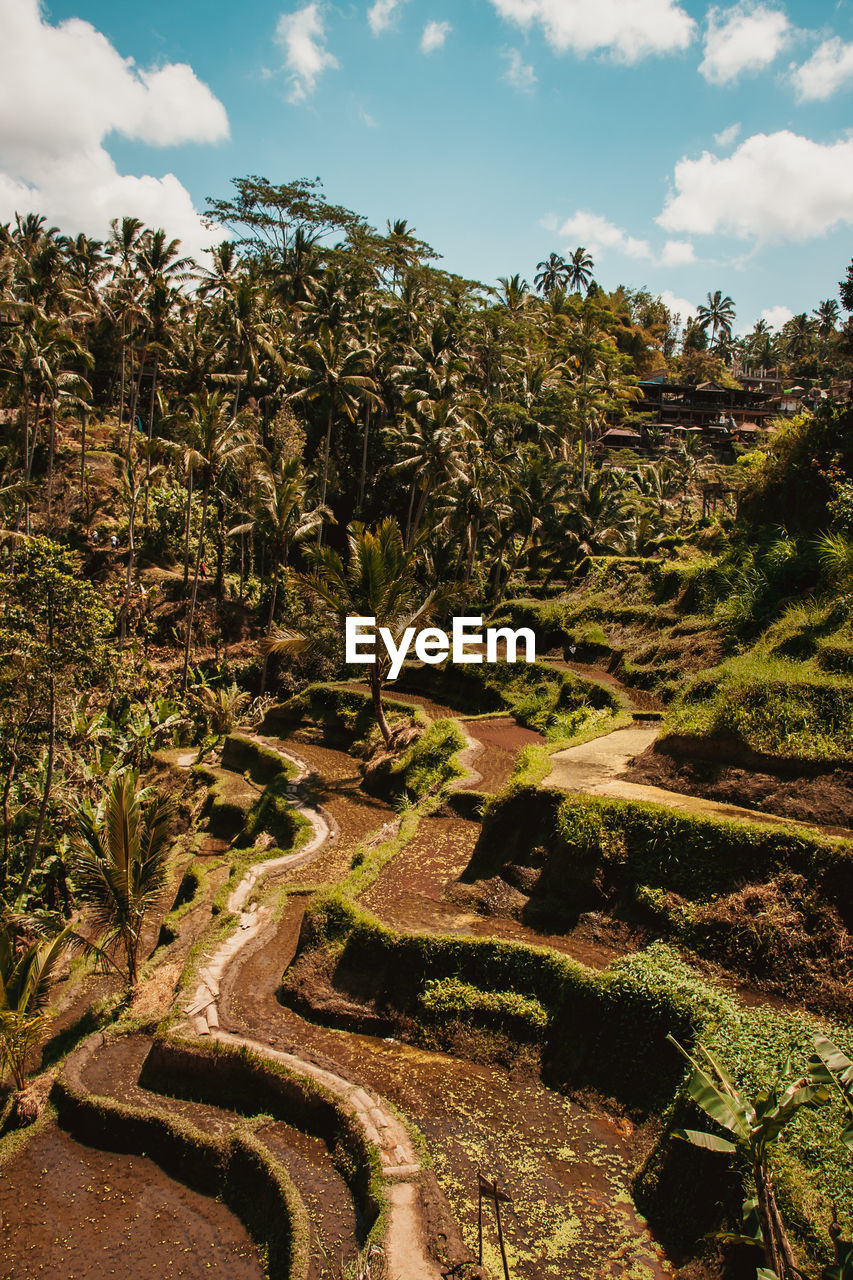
xmin=666 ymin=651 xmax=853 ymax=761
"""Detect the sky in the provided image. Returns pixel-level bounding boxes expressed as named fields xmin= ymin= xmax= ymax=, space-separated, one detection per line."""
xmin=1 ymin=0 xmax=853 ymax=333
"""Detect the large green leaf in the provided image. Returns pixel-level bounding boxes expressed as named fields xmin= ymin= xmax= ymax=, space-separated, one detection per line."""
xmin=673 ymin=1128 xmax=737 ymax=1154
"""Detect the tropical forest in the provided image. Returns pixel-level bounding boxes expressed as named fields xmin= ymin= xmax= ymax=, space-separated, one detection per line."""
xmin=0 ymin=179 xmax=852 ymax=1280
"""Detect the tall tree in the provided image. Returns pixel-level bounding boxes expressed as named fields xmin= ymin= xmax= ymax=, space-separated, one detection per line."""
xmin=534 ymin=252 xmax=569 ymax=297
xmin=567 ymin=246 xmax=594 ymax=294
xmin=696 ymin=290 xmax=736 ymax=344
xmin=269 ymin=519 xmax=441 ymax=745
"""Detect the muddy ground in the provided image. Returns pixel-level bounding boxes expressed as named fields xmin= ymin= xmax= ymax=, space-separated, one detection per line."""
xmin=626 ymin=743 xmax=853 ymax=832
xmin=79 ymin=1034 xmax=362 ymax=1280
xmin=219 ymin=888 xmax=674 ymax=1280
xmin=0 ymin=1123 xmax=263 ymax=1280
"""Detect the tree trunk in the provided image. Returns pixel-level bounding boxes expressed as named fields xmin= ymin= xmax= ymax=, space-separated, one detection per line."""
xmin=754 ymin=1160 xmax=802 ymax=1280
xmin=118 ymin=311 xmax=126 ymax=434
xmin=181 ymin=483 xmax=210 ymax=694
xmin=182 ymin=467 xmax=194 ymax=591
xmin=47 ymin=399 xmax=56 ymax=518
xmin=1 ymin=757 xmax=17 ymax=895
xmin=404 ymin=481 xmax=416 ymax=548
xmin=358 ymin=403 xmax=371 ymax=511
xmin=259 ymin=557 xmax=281 ymax=695
xmin=80 ymin=408 xmax=87 ymax=499
xmin=215 ymin=493 xmax=226 ymax=603
xmin=464 ymin=515 xmax=479 ymax=586
xmin=15 ymin=391 xmax=31 ymax=532
xmin=318 ymin=398 xmax=334 ymax=544
xmin=126 ymin=329 xmax=147 ymax=456
xmin=409 ymin=479 xmax=432 ymax=548
xmin=119 ymin=472 xmax=139 ymax=645
xmin=24 ymin=390 xmax=42 ymax=536
xmin=370 ymin=668 xmax=391 ymax=746
xmin=143 ymin=354 xmax=158 ymax=527
xmin=20 ymin=674 xmax=56 ymax=894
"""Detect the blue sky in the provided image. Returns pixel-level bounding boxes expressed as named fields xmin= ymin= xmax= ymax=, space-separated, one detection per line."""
xmin=3 ymin=0 xmax=853 ymax=332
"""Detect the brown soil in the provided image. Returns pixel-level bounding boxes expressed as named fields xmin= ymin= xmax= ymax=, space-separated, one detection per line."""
xmin=0 ymin=1123 xmax=263 ymax=1280
xmin=218 ymin=896 xmax=673 ymax=1280
xmin=78 ymin=1035 xmax=362 ymax=1279
xmin=461 ymin=718 xmax=545 ymax=792
xmin=361 ymin=812 xmax=633 ymax=970
xmin=557 ymin=659 xmax=666 ymax=713
xmin=626 ymin=744 xmax=853 ymax=833
xmin=264 ymin=734 xmax=395 ymax=888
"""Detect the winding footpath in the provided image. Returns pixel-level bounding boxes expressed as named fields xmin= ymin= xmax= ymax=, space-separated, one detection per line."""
xmin=178 ymin=738 xmax=444 ymax=1280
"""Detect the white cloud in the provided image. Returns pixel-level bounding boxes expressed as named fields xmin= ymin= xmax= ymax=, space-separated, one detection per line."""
xmin=558 ymin=211 xmax=693 ymax=267
xmin=658 ymin=130 xmax=853 ymax=243
xmin=761 ymin=304 xmax=793 ymax=328
xmin=660 ymin=289 xmax=697 ymax=322
xmin=791 ymin=36 xmax=853 ymax=101
xmin=421 ymin=20 xmax=452 ymax=53
xmin=699 ymin=3 xmax=791 ymax=85
xmin=0 ymin=0 xmax=227 ymax=259
xmin=503 ymin=48 xmax=537 ymax=91
xmin=276 ymin=3 xmax=338 ymax=103
xmin=558 ymin=210 xmax=652 ymax=260
xmin=368 ymin=0 xmax=406 ymax=36
xmin=660 ymin=239 xmax=696 ymax=266
xmin=713 ymin=122 xmax=741 ymax=148
xmin=489 ymin=0 xmax=695 ymax=64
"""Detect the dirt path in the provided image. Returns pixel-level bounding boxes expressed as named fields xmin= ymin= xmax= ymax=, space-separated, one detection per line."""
xmin=338 ymin=680 xmax=546 ymax=794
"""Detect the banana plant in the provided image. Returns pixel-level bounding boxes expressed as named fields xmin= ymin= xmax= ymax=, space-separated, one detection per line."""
xmin=809 ymin=1038 xmax=853 ymax=1280
xmin=669 ymin=1036 xmax=828 ymax=1280
xmin=810 ymin=1037 xmax=853 ymax=1153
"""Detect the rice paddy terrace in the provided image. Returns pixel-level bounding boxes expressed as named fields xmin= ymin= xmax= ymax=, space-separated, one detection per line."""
xmin=2 ymin=664 xmax=851 ymax=1280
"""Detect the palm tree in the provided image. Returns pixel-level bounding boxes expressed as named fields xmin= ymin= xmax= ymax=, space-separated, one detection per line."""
xmin=497 ymin=274 xmax=530 ymax=315
xmin=567 ymin=247 xmax=594 ymax=294
xmin=534 ymin=252 xmax=569 ymax=297
xmin=287 ymin=324 xmax=378 ymax=534
xmin=389 ymin=394 xmax=476 ymax=547
xmin=71 ymin=772 xmax=173 ymax=989
xmin=696 ymin=290 xmax=736 ymax=344
xmin=782 ymin=312 xmax=818 ymax=367
xmin=269 ymin=518 xmax=440 ymax=745
xmin=106 ymin=216 xmax=144 ymax=435
xmin=245 ymin=454 xmax=325 ymax=690
xmin=178 ymin=389 xmax=254 ymax=691
xmin=0 ymin=919 xmax=73 ymax=1091
xmin=814 ymin=298 xmax=839 ymax=338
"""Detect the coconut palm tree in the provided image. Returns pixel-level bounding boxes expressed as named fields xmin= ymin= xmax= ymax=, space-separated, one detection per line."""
xmin=814 ymin=298 xmax=839 ymax=338
xmin=497 ymin=274 xmax=530 ymax=316
xmin=178 ymin=389 xmax=254 ymax=691
xmin=0 ymin=919 xmax=74 ymax=1090
xmin=696 ymin=290 xmax=736 ymax=344
xmin=287 ymin=324 xmax=378 ymax=532
xmin=71 ymin=772 xmax=174 ymax=989
xmin=567 ymin=247 xmax=594 ymax=294
xmin=268 ymin=518 xmax=441 ymax=745
xmin=534 ymin=253 xmax=570 ymax=297
xmin=243 ymin=454 xmax=326 ymax=690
